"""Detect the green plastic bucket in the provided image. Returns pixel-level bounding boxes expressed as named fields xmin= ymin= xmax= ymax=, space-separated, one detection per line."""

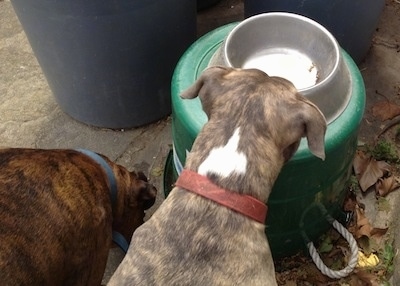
xmin=165 ymin=23 xmax=365 ymax=258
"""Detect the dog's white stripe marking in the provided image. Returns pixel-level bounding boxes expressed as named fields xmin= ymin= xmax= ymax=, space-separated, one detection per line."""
xmin=198 ymin=128 xmax=247 ymax=178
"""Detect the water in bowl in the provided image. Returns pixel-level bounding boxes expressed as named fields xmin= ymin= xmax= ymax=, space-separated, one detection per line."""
xmin=242 ymin=48 xmax=319 ymax=90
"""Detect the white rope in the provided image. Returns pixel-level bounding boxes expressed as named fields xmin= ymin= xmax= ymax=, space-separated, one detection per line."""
xmin=301 ymin=203 xmax=359 ymax=279
xmin=307 ymin=219 xmax=358 ymax=279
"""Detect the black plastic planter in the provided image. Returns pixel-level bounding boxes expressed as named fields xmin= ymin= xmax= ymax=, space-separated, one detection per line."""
xmin=244 ymin=0 xmax=385 ymax=64
xmin=11 ymin=0 xmax=197 ymax=128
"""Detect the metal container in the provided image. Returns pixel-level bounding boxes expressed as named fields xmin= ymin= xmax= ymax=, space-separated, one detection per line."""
xmin=167 ymin=20 xmax=365 ymax=258
xmin=211 ymin=13 xmax=351 ymax=123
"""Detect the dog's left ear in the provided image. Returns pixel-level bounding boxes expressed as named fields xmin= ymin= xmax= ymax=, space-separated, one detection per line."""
xmin=300 ymin=99 xmax=327 ymax=161
xmin=180 ymin=66 xmax=227 ymax=99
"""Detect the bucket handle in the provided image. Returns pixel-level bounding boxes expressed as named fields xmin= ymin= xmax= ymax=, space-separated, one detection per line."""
xmin=300 ymin=202 xmax=358 ymax=279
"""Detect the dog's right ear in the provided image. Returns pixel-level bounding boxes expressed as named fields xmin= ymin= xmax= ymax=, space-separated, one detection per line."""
xmin=300 ymin=100 xmax=327 ymax=161
xmin=140 ymin=184 xmax=157 ymax=210
xmin=180 ymin=66 xmax=228 ymax=99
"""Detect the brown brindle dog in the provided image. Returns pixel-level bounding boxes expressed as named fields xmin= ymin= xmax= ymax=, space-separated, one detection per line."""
xmin=108 ymin=66 xmax=327 ymax=285
xmin=0 ymin=148 xmax=157 ymax=285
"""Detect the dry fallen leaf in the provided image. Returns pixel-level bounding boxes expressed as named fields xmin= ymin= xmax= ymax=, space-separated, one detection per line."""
xmin=355 ymin=207 xmax=374 ymax=238
xmin=353 ymin=150 xmax=369 ymax=175
xmin=353 ymin=269 xmax=381 ymax=286
xmin=353 ymin=205 xmax=388 ymax=239
xmin=370 ymin=227 xmax=388 ymax=238
xmin=375 ymin=176 xmax=400 ymax=196
xmin=353 ymin=151 xmax=390 ymax=192
xmin=343 ymin=192 xmax=358 ymax=212
xmin=371 ymin=100 xmax=400 ymax=121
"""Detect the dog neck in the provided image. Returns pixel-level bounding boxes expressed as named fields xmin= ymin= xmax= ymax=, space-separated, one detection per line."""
xmin=185 ymin=126 xmax=281 ymax=202
xmin=75 ymin=149 xmax=118 ymax=209
xmin=75 ymin=149 xmax=129 ymax=253
xmin=175 ymin=169 xmax=267 ymax=224
xmin=197 ymin=128 xmax=247 ymax=177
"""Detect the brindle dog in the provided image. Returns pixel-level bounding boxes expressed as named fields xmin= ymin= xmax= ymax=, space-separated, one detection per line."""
xmin=108 ymin=67 xmax=327 ymax=285
xmin=0 ymin=148 xmax=157 ymax=285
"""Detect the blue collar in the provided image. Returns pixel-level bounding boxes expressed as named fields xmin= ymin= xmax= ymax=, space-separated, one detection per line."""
xmin=75 ymin=149 xmax=128 ymax=253
xmin=75 ymin=149 xmax=118 ymax=207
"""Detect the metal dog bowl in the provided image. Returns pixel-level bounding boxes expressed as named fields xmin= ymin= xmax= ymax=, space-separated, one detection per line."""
xmin=167 ymin=20 xmax=365 ymax=259
xmin=210 ymin=13 xmax=351 ymax=124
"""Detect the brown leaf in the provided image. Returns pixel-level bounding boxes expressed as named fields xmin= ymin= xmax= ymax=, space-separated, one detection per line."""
xmin=354 ymin=206 xmax=372 ymax=239
xmin=358 ymin=224 xmax=374 ymax=239
xmin=353 ymin=151 xmax=390 ymax=192
xmin=370 ymin=227 xmax=388 ymax=238
xmin=375 ymin=176 xmax=400 ymax=196
xmin=349 ymin=274 xmax=368 ymax=286
xmin=353 ymin=150 xmax=369 ymax=176
xmin=354 ymin=205 xmax=388 ymax=239
xmin=353 ymin=269 xmax=380 ymax=286
xmin=343 ymin=192 xmax=358 ymax=212
xmin=372 ymin=100 xmax=400 ymax=121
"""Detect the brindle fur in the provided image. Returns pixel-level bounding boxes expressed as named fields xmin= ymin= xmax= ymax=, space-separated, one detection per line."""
xmin=108 ymin=67 xmax=326 ymax=285
xmin=0 ymin=148 xmax=157 ymax=285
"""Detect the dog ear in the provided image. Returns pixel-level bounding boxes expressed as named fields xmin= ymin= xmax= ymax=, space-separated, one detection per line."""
xmin=180 ymin=66 xmax=227 ymax=99
xmin=140 ymin=184 xmax=157 ymax=210
xmin=301 ymin=100 xmax=327 ymax=161
xmin=137 ymin=171 xmax=148 ymax=182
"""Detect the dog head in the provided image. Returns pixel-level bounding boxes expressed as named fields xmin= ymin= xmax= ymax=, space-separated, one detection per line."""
xmin=180 ymin=66 xmax=326 ymax=200
xmin=111 ymin=167 xmax=157 ymax=243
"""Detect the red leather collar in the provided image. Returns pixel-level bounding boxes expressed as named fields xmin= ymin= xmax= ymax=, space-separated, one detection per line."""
xmin=175 ymin=169 xmax=267 ymax=224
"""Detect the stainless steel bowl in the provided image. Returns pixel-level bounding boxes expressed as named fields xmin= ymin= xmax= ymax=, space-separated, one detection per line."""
xmin=209 ymin=12 xmax=352 ymax=123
